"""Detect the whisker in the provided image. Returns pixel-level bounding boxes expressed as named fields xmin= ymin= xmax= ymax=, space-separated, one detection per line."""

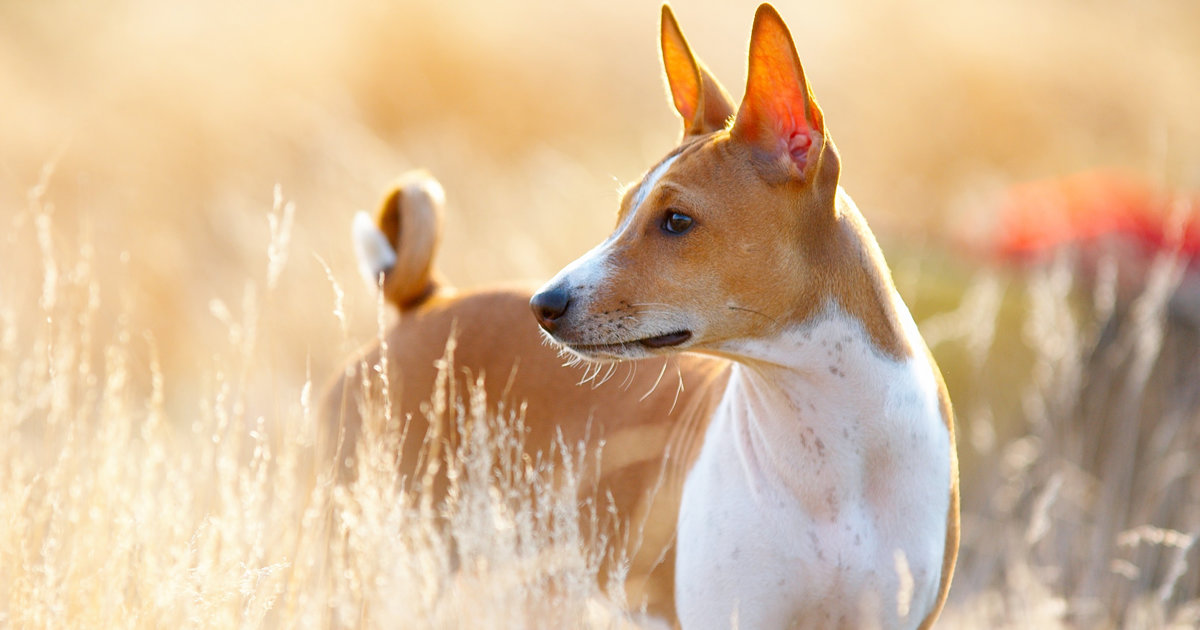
xmin=641 ymin=358 xmax=670 ymax=402
xmin=620 ymin=361 xmax=638 ymax=390
xmin=622 ymin=311 xmax=677 ymax=319
xmin=728 ymin=304 xmax=781 ymax=326
xmin=596 ymin=362 xmax=618 ymax=388
xmin=584 ymin=362 xmax=601 ymax=387
xmin=670 ymin=362 xmax=684 ymax=414
xmin=575 ymin=362 xmax=592 ymax=385
xmin=580 ymin=362 xmax=600 ymax=386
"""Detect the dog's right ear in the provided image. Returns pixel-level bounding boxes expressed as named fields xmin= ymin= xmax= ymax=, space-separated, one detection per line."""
xmin=660 ymin=4 xmax=735 ymax=138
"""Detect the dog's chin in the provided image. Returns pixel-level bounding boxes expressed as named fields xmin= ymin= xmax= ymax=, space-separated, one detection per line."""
xmin=542 ymin=329 xmax=693 ymax=362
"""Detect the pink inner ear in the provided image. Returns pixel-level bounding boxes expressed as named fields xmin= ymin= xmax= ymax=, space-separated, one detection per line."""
xmin=739 ymin=61 xmax=815 ymax=172
xmin=766 ymin=105 xmax=812 ymax=172
xmin=788 ymin=130 xmax=812 ymax=170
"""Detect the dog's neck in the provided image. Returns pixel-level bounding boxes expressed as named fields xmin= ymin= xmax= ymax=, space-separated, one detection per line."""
xmin=683 ymin=297 xmax=950 ymax=627
xmin=715 ymin=299 xmax=928 ymax=497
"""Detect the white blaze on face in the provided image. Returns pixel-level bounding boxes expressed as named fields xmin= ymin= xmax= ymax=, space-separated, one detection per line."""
xmin=625 ymin=153 xmax=679 ymax=231
xmin=539 ymin=154 xmax=680 ymax=295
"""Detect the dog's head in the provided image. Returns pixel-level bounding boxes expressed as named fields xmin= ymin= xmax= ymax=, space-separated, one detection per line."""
xmin=533 ymin=4 xmax=872 ymax=363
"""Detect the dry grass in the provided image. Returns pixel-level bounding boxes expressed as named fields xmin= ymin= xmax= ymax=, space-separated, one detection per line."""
xmin=1 ymin=182 xmax=641 ymax=629
xmin=920 ymin=250 xmax=1200 ymax=628
xmin=2 ymin=0 xmax=1199 ymax=627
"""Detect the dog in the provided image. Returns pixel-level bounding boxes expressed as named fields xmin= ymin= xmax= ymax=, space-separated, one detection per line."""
xmin=326 ymin=4 xmax=958 ymax=628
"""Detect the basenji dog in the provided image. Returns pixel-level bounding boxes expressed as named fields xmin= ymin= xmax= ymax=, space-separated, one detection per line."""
xmin=326 ymin=4 xmax=958 ymax=628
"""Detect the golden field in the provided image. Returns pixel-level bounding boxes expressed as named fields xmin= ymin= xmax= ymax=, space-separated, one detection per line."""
xmin=2 ymin=0 xmax=1199 ymax=627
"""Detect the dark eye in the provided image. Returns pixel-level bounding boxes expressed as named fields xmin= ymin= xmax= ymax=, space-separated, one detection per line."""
xmin=661 ymin=211 xmax=694 ymax=235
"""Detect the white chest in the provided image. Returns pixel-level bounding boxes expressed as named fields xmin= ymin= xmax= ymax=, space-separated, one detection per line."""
xmin=674 ymin=314 xmax=951 ymax=630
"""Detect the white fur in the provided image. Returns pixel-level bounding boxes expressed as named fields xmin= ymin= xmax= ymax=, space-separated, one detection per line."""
xmin=628 ymin=153 xmax=679 ymax=224
xmin=352 ymin=210 xmax=397 ymax=290
xmin=541 ymin=239 xmax=611 ymax=302
xmin=675 ymin=303 xmax=951 ymax=630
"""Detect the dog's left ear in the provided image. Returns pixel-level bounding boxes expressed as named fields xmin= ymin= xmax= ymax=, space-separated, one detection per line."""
xmin=661 ymin=4 xmax=735 ymax=138
xmin=731 ymin=4 xmax=829 ymax=181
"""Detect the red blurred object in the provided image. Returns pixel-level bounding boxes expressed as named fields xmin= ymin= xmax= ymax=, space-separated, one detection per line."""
xmin=993 ymin=170 xmax=1200 ymax=266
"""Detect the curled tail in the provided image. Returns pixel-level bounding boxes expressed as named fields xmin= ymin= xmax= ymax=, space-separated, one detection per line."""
xmin=353 ymin=170 xmax=445 ymax=310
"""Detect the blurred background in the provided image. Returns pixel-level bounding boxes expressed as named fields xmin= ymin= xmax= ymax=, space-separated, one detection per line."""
xmin=3 ymin=0 xmax=1197 ymax=389
xmin=2 ymin=0 xmax=1199 ymax=625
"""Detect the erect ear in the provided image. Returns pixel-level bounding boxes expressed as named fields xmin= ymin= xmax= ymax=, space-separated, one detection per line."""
xmin=731 ymin=4 xmax=827 ymax=178
xmin=660 ymin=4 xmax=735 ymax=138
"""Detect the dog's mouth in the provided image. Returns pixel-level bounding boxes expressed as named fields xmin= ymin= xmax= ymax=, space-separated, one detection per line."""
xmin=638 ymin=330 xmax=693 ymax=348
xmin=564 ymin=329 xmax=693 ymax=356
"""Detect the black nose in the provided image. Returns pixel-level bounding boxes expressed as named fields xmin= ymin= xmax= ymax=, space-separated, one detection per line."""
xmin=530 ymin=287 xmax=571 ymax=331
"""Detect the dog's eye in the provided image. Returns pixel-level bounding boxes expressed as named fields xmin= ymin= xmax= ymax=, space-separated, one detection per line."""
xmin=661 ymin=211 xmax=694 ymax=235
